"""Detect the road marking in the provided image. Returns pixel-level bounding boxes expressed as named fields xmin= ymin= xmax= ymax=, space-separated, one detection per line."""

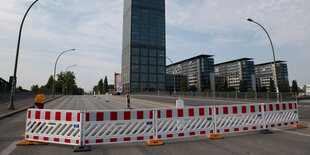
xmin=273 ymin=128 xmax=310 ymax=137
xmin=0 ymin=140 xmax=19 ymax=155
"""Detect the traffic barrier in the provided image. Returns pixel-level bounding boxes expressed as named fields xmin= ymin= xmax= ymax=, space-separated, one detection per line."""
xmin=83 ymin=109 xmax=155 ymax=145
xmin=214 ymin=104 xmax=265 ymax=134
xmin=155 ymin=106 xmax=214 ymax=140
xmin=20 ymin=102 xmax=301 ymax=150
xmin=263 ymin=102 xmax=299 ymax=129
xmin=25 ymin=109 xmax=82 ymax=146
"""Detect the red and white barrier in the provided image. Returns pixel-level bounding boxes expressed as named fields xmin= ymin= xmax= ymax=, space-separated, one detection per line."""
xmin=25 ymin=109 xmax=82 ymax=146
xmin=83 ymin=109 xmax=155 ymax=145
xmin=156 ymin=106 xmax=214 ymax=140
xmin=214 ymin=104 xmax=265 ymax=134
xmin=23 ymin=102 xmax=300 ymax=147
xmin=263 ymin=102 xmax=299 ymax=129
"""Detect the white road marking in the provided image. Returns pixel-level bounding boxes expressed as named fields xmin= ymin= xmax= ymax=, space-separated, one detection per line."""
xmin=273 ymin=128 xmax=310 ymax=137
xmin=0 ymin=140 xmax=19 ymax=155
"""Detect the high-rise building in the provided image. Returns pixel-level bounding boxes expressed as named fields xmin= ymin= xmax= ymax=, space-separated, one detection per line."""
xmin=255 ymin=61 xmax=288 ymax=89
xmin=122 ymin=0 xmax=166 ymax=92
xmin=166 ymin=55 xmax=214 ymax=92
xmin=214 ymin=58 xmax=255 ymax=91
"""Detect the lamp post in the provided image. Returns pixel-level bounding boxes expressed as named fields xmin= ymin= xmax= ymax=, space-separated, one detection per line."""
xmin=166 ymin=57 xmax=176 ymax=96
xmin=8 ymin=0 xmax=39 ymax=110
xmin=53 ymin=49 xmax=75 ymax=97
xmin=63 ymin=64 xmax=77 ymax=95
xmin=65 ymin=64 xmax=77 ymax=72
xmin=247 ymin=18 xmax=280 ymax=102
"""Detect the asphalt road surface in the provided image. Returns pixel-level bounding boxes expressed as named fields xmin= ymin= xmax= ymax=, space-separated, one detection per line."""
xmin=0 ymin=95 xmax=309 ymax=155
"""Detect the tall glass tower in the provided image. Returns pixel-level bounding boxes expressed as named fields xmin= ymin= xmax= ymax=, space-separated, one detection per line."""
xmin=122 ymin=0 xmax=166 ymax=92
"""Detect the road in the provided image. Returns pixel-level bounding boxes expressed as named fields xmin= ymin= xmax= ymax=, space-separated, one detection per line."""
xmin=0 ymin=95 xmax=309 ymax=155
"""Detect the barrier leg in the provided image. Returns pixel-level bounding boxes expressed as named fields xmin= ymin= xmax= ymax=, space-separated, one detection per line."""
xmin=73 ymin=145 xmax=91 ymax=152
xmin=147 ymin=109 xmax=163 ymax=146
xmin=291 ymin=124 xmax=307 ymax=129
xmin=206 ymin=106 xmax=223 ymax=139
xmin=16 ymin=139 xmax=48 ymax=146
xmin=206 ymin=134 xmax=223 ymax=139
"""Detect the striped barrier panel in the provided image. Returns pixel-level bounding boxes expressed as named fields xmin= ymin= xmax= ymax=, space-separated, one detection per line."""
xmin=214 ymin=104 xmax=265 ymax=134
xmin=155 ymin=106 xmax=214 ymax=140
xmin=263 ymin=102 xmax=299 ymax=129
xmin=23 ymin=102 xmax=300 ymax=147
xmin=83 ymin=109 xmax=155 ymax=145
xmin=25 ymin=109 xmax=82 ymax=146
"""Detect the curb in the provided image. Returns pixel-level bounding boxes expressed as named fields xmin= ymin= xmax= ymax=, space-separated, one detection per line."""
xmin=0 ymin=95 xmax=64 ymax=120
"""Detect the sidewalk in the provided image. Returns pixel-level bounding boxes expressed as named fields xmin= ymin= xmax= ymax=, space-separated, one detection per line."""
xmin=0 ymin=95 xmax=62 ymax=119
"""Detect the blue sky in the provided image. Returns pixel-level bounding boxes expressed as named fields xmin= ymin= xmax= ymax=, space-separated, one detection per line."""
xmin=0 ymin=0 xmax=309 ymax=91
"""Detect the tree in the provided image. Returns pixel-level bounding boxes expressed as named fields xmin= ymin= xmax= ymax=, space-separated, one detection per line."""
xmin=45 ymin=75 xmax=54 ymax=90
xmin=239 ymin=80 xmax=245 ymax=92
xmin=258 ymin=86 xmax=267 ymax=92
xmin=98 ymin=79 xmax=103 ymax=94
xmin=216 ymin=80 xmax=222 ymax=92
xmin=180 ymin=77 xmax=188 ymax=92
xmin=17 ymin=86 xmax=23 ymax=91
xmin=189 ymin=85 xmax=197 ymax=92
xmin=103 ymin=76 xmax=108 ymax=93
xmin=223 ymin=80 xmax=228 ymax=92
xmin=269 ymin=78 xmax=276 ymax=92
xmin=93 ymin=85 xmax=98 ymax=94
xmin=292 ymin=80 xmax=299 ymax=93
xmin=108 ymin=84 xmax=114 ymax=89
xmin=31 ymin=85 xmax=40 ymax=91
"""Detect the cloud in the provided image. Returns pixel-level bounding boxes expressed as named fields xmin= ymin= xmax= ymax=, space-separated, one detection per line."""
xmin=166 ymin=0 xmax=310 ymax=47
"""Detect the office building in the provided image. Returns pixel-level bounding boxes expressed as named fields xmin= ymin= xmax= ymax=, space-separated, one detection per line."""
xmin=166 ymin=55 xmax=214 ymax=92
xmin=255 ymin=61 xmax=288 ymax=89
xmin=121 ymin=0 xmax=166 ymax=92
xmin=214 ymin=58 xmax=255 ymax=91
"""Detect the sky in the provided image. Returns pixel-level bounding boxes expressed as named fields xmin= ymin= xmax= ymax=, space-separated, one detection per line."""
xmin=0 ymin=0 xmax=309 ymax=92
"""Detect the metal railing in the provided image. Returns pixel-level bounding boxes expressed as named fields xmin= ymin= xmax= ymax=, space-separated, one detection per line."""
xmin=130 ymin=91 xmax=298 ymax=102
xmin=0 ymin=91 xmax=61 ymax=103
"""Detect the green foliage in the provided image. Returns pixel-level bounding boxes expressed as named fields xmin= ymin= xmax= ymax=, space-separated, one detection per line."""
xmin=31 ymin=85 xmax=40 ymax=91
xmin=258 ymin=86 xmax=267 ymax=92
xmin=247 ymin=89 xmax=255 ymax=92
xmin=189 ymin=85 xmax=197 ymax=92
xmin=239 ymin=80 xmax=245 ymax=92
xmin=98 ymin=79 xmax=104 ymax=94
xmin=292 ymin=80 xmax=298 ymax=92
xmin=108 ymin=84 xmax=114 ymax=89
xmin=269 ymin=78 xmax=276 ymax=92
xmin=203 ymin=89 xmax=212 ymax=92
xmin=93 ymin=85 xmax=98 ymax=94
xmin=17 ymin=86 xmax=23 ymax=91
xmin=30 ymin=72 xmax=83 ymax=95
xmin=279 ymin=80 xmax=290 ymax=92
xmin=180 ymin=77 xmax=188 ymax=92
xmin=216 ymin=80 xmax=222 ymax=92
xmin=103 ymin=76 xmax=109 ymax=93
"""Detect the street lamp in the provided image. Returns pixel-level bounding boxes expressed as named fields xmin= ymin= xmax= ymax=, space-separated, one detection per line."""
xmin=8 ymin=0 xmax=39 ymax=110
xmin=166 ymin=57 xmax=176 ymax=96
xmin=247 ymin=18 xmax=280 ymax=102
xmin=63 ymin=64 xmax=77 ymax=95
xmin=65 ymin=64 xmax=77 ymax=72
xmin=53 ymin=49 xmax=76 ymax=97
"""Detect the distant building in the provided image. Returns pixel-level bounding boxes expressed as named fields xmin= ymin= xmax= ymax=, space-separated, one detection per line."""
xmin=114 ymin=73 xmax=122 ymax=93
xmin=255 ymin=61 xmax=288 ymax=90
xmin=121 ymin=0 xmax=166 ymax=92
xmin=0 ymin=77 xmax=11 ymax=92
xmin=214 ymin=58 xmax=255 ymax=91
xmin=305 ymin=85 xmax=310 ymax=95
xmin=166 ymin=55 xmax=214 ymax=92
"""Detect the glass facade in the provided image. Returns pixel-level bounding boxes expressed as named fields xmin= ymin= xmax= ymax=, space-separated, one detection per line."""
xmin=166 ymin=55 xmax=214 ymax=91
xmin=255 ymin=61 xmax=289 ymax=89
xmin=122 ymin=0 xmax=166 ymax=92
xmin=214 ymin=58 xmax=255 ymax=91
